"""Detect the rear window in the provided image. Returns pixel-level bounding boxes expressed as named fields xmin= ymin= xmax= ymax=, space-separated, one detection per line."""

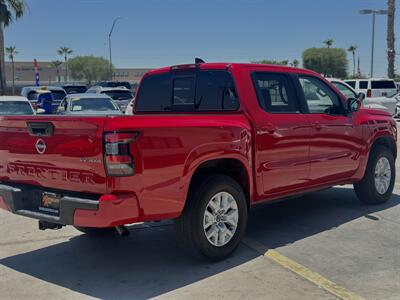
xmin=102 ymin=90 xmax=133 ymax=101
xmin=26 ymin=90 xmax=66 ymax=101
xmin=135 ymin=70 xmax=239 ymax=112
xmin=359 ymin=81 xmax=368 ymax=89
xmin=371 ymin=80 xmax=396 ymax=89
xmin=345 ymin=81 xmax=355 ymax=88
xmin=0 ymin=101 xmax=33 ymax=115
xmin=64 ymin=86 xmax=87 ymax=94
xmin=70 ymin=98 xmax=118 ymax=112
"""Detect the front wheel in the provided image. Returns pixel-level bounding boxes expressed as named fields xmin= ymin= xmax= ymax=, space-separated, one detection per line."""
xmin=354 ymin=145 xmax=395 ymax=205
xmin=175 ymin=174 xmax=248 ymax=261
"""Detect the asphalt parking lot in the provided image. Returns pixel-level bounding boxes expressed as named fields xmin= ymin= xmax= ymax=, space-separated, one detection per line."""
xmin=1 ymin=150 xmax=399 ymax=299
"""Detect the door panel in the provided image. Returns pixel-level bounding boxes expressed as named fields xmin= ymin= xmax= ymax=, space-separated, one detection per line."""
xmin=307 ymin=114 xmax=362 ymax=182
xmin=298 ymin=76 xmax=363 ymax=183
xmin=251 ymin=72 xmax=311 ymax=196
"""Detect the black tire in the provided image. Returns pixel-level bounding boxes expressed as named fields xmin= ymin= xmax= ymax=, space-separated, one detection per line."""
xmin=354 ymin=145 xmax=395 ymax=204
xmin=175 ymin=174 xmax=248 ymax=261
xmin=74 ymin=226 xmax=116 ymax=236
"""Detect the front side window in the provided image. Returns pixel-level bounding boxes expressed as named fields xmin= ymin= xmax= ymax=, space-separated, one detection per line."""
xmin=299 ymin=76 xmax=342 ymax=114
xmin=331 ymin=82 xmax=357 ymax=98
xmin=253 ymin=72 xmax=299 ymax=113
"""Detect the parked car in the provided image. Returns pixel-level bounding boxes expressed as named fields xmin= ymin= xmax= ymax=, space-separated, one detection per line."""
xmin=344 ymin=78 xmax=397 ymax=98
xmin=327 ymin=78 xmax=397 ymax=115
xmin=57 ymin=94 xmax=122 ymax=115
xmin=0 ymin=96 xmax=37 ymax=115
xmin=85 ymin=86 xmax=134 ymax=112
xmin=0 ymin=62 xmax=396 ymax=261
xmin=21 ymin=86 xmax=67 ymax=112
xmin=62 ymin=84 xmax=88 ymax=94
xmin=124 ymin=97 xmax=135 ymax=115
xmin=95 ymin=81 xmax=132 ymax=91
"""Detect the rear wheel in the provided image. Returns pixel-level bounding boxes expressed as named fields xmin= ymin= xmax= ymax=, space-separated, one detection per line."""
xmin=74 ymin=226 xmax=116 ymax=236
xmin=175 ymin=174 xmax=248 ymax=261
xmin=354 ymin=145 xmax=395 ymax=204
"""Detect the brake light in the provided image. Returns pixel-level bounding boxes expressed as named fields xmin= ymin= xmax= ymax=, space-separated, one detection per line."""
xmin=170 ymin=64 xmax=198 ymax=70
xmin=367 ymin=89 xmax=372 ymax=97
xmin=104 ymin=132 xmax=139 ymax=176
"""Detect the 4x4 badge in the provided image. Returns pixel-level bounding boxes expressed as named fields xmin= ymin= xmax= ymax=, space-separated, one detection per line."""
xmin=35 ymin=139 xmax=46 ymax=154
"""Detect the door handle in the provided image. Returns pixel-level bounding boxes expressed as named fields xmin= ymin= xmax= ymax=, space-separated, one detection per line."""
xmin=312 ymin=122 xmax=322 ymax=130
xmin=263 ymin=123 xmax=276 ymax=134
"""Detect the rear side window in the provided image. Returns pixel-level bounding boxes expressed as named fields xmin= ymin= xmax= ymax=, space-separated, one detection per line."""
xmin=135 ymin=73 xmax=172 ymax=111
xmin=371 ymin=80 xmax=396 ymax=89
xmin=359 ymin=81 xmax=368 ymax=89
xmin=196 ymin=71 xmax=238 ymax=111
xmin=345 ymin=81 xmax=355 ymax=88
xmin=252 ymin=72 xmax=299 ymax=113
xmin=135 ymin=70 xmax=239 ymax=112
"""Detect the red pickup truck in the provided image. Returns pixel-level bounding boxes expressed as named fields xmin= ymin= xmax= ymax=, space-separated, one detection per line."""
xmin=0 ymin=63 xmax=397 ymax=260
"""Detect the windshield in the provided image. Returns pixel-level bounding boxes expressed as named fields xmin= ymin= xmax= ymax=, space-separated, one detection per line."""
xmin=102 ymin=90 xmax=133 ymax=101
xmin=70 ymin=98 xmax=119 ymax=112
xmin=0 ymin=101 xmax=34 ymax=115
xmin=332 ymin=82 xmax=357 ymax=98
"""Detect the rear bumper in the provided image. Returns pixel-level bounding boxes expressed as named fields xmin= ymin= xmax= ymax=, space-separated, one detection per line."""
xmin=0 ymin=183 xmax=140 ymax=228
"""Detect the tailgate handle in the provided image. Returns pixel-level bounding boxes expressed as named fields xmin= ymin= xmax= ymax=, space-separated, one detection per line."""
xmin=27 ymin=122 xmax=55 ymax=136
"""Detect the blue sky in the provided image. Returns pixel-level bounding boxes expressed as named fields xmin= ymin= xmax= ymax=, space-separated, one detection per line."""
xmin=5 ymin=0 xmax=399 ymax=77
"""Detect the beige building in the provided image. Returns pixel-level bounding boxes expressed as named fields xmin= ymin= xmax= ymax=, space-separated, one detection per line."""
xmin=5 ymin=61 xmax=152 ymax=88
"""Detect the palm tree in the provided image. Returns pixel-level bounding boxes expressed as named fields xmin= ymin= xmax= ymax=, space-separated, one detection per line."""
xmin=290 ymin=59 xmax=299 ymax=68
xmin=5 ymin=45 xmax=17 ymax=94
xmin=347 ymin=45 xmax=358 ymax=76
xmin=50 ymin=60 xmax=63 ymax=83
xmin=323 ymin=39 xmax=334 ymax=48
xmin=0 ymin=0 xmax=26 ymax=95
xmin=58 ymin=47 xmax=73 ymax=82
xmin=387 ymin=0 xmax=395 ymax=78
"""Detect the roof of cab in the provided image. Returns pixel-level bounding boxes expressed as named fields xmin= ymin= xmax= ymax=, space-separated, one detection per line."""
xmin=145 ymin=62 xmax=319 ymax=77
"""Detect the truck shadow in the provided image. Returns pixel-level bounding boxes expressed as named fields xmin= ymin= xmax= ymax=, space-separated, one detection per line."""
xmin=1 ymin=187 xmax=399 ymax=299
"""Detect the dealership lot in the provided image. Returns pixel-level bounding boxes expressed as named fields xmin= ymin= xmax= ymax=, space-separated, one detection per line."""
xmin=0 ymin=148 xmax=399 ymax=300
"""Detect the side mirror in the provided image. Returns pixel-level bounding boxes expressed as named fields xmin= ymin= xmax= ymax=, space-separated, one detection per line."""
xmin=57 ymin=107 xmax=65 ymax=113
xmin=358 ymin=92 xmax=366 ymax=101
xmin=347 ymin=98 xmax=361 ymax=113
xmin=36 ymin=108 xmax=46 ymax=114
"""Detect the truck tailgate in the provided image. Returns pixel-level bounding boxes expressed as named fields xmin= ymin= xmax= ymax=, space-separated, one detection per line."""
xmin=0 ymin=116 xmax=107 ymax=194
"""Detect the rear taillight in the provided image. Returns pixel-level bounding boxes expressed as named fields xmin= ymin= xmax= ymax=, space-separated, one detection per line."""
xmin=104 ymin=132 xmax=139 ymax=176
xmin=367 ymin=89 xmax=372 ymax=97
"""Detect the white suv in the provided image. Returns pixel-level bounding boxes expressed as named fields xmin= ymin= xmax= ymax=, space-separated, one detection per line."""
xmin=344 ymin=78 xmax=397 ymax=98
xmin=327 ymin=78 xmax=397 ymax=116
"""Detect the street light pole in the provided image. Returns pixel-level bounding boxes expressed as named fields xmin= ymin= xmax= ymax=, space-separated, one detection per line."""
xmin=360 ymin=9 xmax=387 ymax=78
xmin=109 ymin=17 xmax=122 ymax=81
xmin=371 ymin=11 xmax=375 ymax=78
